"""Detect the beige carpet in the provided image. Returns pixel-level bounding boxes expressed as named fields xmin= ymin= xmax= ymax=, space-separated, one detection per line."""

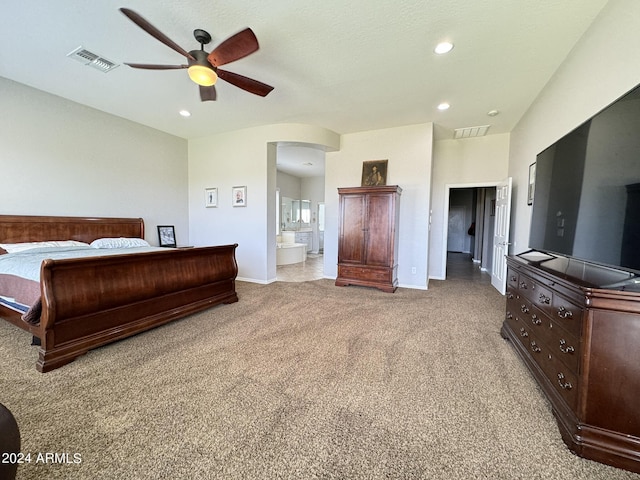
xmin=1 ymin=278 xmax=639 ymax=479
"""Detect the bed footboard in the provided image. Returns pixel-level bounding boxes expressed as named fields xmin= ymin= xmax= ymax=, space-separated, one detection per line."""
xmin=35 ymin=244 xmax=238 ymax=372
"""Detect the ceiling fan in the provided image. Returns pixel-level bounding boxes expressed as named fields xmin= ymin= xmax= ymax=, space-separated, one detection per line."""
xmin=119 ymin=8 xmax=274 ymax=101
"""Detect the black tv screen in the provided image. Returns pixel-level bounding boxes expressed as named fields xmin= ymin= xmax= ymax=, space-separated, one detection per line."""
xmin=529 ymin=83 xmax=640 ymax=275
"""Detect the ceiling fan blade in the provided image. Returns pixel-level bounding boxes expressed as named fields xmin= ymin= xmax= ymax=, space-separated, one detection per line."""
xmin=217 ymin=69 xmax=274 ymax=97
xmin=207 ymin=28 xmax=259 ymax=67
xmin=199 ymin=85 xmax=217 ymax=102
xmin=125 ymin=63 xmax=188 ymax=70
xmin=120 ymin=8 xmax=195 ymax=61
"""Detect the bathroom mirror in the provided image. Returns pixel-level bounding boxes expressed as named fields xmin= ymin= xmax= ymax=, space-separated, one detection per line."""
xmin=281 ymin=197 xmax=311 ymax=231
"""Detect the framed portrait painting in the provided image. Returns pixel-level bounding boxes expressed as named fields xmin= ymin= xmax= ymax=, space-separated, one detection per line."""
xmin=361 ymin=160 xmax=388 ymax=187
xmin=232 ymin=186 xmax=247 ymax=207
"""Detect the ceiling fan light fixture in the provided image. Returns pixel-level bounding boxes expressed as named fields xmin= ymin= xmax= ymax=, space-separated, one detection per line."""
xmin=188 ymin=64 xmax=218 ymax=86
xmin=188 ymin=50 xmax=218 ymax=86
xmin=120 ymin=10 xmax=272 ymax=100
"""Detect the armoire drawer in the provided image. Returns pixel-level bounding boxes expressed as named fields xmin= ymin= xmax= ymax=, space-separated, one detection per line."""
xmin=338 ymin=265 xmax=391 ymax=283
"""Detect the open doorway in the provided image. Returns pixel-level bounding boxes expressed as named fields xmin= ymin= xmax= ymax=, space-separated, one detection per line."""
xmin=445 ymin=185 xmax=497 ymax=282
xmin=275 ymin=143 xmax=325 ymax=282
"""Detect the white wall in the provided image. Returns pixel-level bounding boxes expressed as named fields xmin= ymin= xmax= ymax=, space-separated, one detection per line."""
xmin=324 ymin=123 xmax=433 ymax=289
xmin=0 ymin=77 xmax=189 ymax=245
xmin=188 ymin=124 xmax=340 ymax=283
xmin=277 ymin=172 xmax=302 ymax=200
xmin=429 ymin=134 xmax=510 ymax=279
xmin=509 ymin=0 xmax=640 ymax=255
xmin=301 ymin=176 xmax=325 ymax=252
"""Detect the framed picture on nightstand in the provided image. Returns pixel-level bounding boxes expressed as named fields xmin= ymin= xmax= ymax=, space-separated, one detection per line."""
xmin=157 ymin=225 xmax=176 ymax=247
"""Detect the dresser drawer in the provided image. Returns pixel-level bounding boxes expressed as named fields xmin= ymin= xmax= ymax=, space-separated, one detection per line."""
xmin=552 ymin=294 xmax=583 ymax=337
xmin=516 ymin=273 xmax=554 ymax=312
xmin=518 ymin=302 xmax=581 ymax=374
xmin=518 ymin=301 xmax=554 ymax=346
xmin=538 ymin=348 xmax=579 ymax=411
xmin=510 ymin=321 xmax=552 ymax=379
xmin=547 ymin=325 xmax=580 ymax=373
xmin=511 ymin=316 xmax=579 ymax=410
xmin=505 ymin=298 xmax=526 ymax=336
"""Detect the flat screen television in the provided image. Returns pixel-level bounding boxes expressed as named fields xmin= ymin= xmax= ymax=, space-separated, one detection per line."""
xmin=528 ymin=83 xmax=640 ymax=287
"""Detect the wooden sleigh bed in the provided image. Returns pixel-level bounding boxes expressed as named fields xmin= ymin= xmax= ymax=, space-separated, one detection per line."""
xmin=0 ymin=215 xmax=238 ymax=372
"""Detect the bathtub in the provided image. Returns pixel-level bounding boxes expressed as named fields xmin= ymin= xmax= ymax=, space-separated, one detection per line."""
xmin=276 ymin=242 xmax=307 ymax=265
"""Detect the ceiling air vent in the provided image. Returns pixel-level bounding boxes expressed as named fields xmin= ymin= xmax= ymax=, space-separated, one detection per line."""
xmin=453 ymin=125 xmax=490 ymax=139
xmin=67 ymin=46 xmax=119 ymax=73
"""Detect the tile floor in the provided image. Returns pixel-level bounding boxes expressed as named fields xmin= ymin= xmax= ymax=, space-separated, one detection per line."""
xmin=446 ymin=252 xmax=491 ymax=283
xmin=276 ymin=253 xmax=325 ymax=282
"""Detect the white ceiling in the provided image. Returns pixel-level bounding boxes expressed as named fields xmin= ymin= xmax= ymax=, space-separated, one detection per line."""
xmin=1 ymin=0 xmax=608 ymax=176
xmin=277 ymin=144 xmax=326 ymax=177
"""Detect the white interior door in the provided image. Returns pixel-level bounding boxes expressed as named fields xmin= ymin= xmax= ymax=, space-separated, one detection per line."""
xmin=491 ymin=177 xmax=512 ymax=294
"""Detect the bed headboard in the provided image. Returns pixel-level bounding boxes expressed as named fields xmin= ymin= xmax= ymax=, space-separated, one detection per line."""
xmin=0 ymin=215 xmax=145 ymax=244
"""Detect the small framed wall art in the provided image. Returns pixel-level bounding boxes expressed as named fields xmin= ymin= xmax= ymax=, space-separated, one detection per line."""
xmin=232 ymin=186 xmax=247 ymax=207
xmin=361 ymin=159 xmax=388 ymax=186
xmin=528 ymin=162 xmax=536 ymax=206
xmin=205 ymin=187 xmax=218 ymax=208
xmin=157 ymin=225 xmax=177 ymax=248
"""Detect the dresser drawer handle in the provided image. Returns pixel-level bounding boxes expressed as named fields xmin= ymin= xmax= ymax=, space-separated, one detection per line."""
xmin=557 ymin=306 xmax=573 ymax=319
xmin=507 ymin=292 xmax=514 ymax=300
xmin=510 ymin=275 xmax=517 ymax=282
xmin=530 ymin=341 xmax=541 ymax=353
xmin=520 ymin=304 xmax=529 ymax=314
xmin=519 ymin=328 xmax=528 ymax=338
xmin=538 ymin=293 xmax=551 ymax=304
xmin=519 ymin=281 xmax=528 ymax=289
xmin=530 ymin=314 xmax=542 ymax=325
xmin=559 ymin=339 xmax=575 ymax=354
xmin=506 ymin=311 xmax=513 ymax=320
xmin=557 ymin=372 xmax=572 ymax=390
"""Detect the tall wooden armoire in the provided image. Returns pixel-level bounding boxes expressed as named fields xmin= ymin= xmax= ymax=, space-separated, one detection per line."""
xmin=335 ymin=185 xmax=401 ymax=293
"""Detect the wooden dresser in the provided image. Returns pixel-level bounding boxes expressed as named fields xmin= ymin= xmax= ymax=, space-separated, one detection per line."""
xmin=502 ymin=254 xmax=640 ymax=474
xmin=335 ymin=185 xmax=401 ymax=293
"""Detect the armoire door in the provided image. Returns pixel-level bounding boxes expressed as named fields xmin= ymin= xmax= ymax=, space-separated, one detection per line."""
xmin=365 ymin=193 xmax=393 ymax=266
xmin=338 ymin=193 xmax=365 ymax=265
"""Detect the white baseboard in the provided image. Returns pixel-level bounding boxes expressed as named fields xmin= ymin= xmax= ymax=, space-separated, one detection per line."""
xmin=398 ymin=283 xmax=428 ymax=291
xmin=236 ymin=276 xmax=274 ymax=284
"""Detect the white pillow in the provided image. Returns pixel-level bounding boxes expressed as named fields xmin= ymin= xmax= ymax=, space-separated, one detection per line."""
xmin=90 ymin=237 xmax=150 ymax=249
xmin=0 ymin=240 xmax=90 ymax=254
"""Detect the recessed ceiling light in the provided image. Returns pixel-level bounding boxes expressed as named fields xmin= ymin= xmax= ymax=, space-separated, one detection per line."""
xmin=437 ymin=102 xmax=450 ymax=111
xmin=434 ymin=42 xmax=454 ymax=54
xmin=487 ymin=109 xmax=500 ymax=117
xmin=179 ymin=110 xmax=191 ymax=117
